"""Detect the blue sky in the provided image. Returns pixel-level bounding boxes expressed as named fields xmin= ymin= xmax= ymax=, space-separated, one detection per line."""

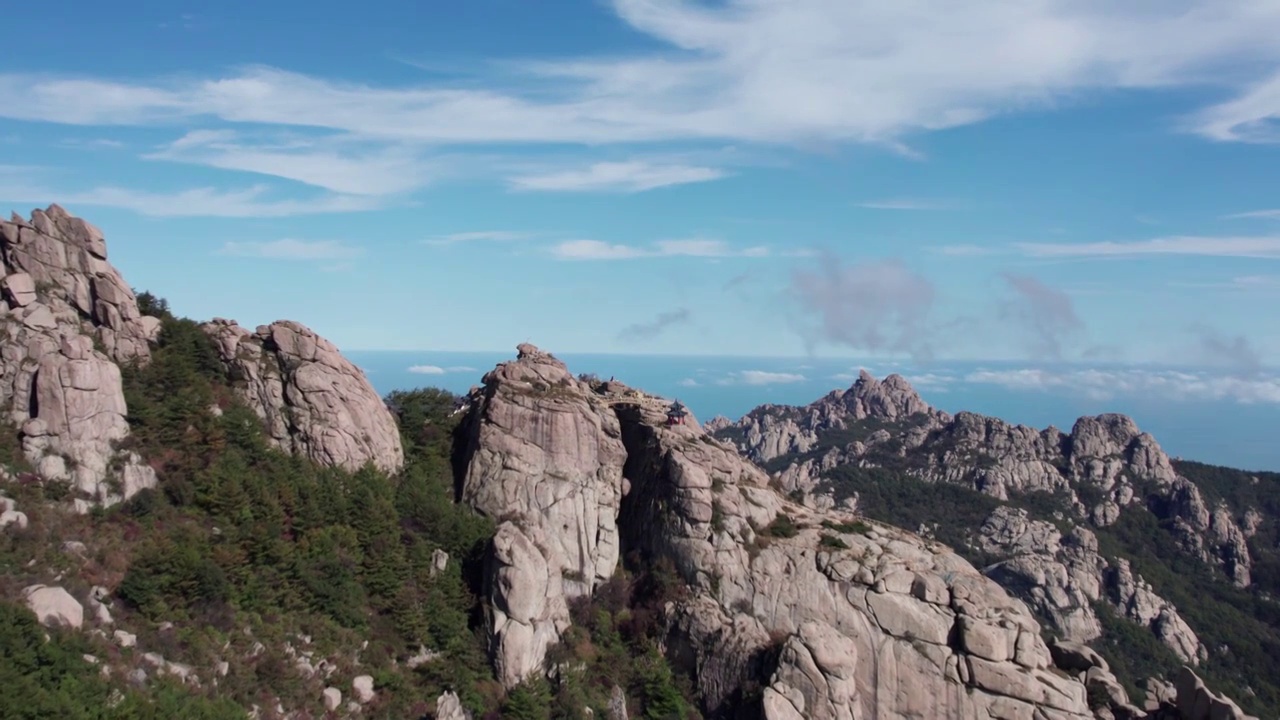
xmin=2 ymin=1 xmax=1279 ymax=387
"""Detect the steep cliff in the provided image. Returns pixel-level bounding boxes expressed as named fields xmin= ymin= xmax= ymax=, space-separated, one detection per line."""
xmin=0 ymin=205 xmax=160 ymax=508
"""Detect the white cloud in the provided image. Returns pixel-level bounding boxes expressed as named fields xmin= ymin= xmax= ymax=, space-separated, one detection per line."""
xmin=1015 ymin=236 xmax=1280 ymax=260
xmin=58 ymin=137 xmax=125 ymax=149
xmin=1189 ymin=70 xmax=1280 ymax=143
xmin=964 ymin=368 xmax=1280 ymax=405
xmin=2 ymin=2 xmax=1279 ymax=157
xmin=720 ymin=370 xmax=807 ymax=386
xmin=678 ymin=378 xmax=699 ymax=387
xmin=904 ymin=373 xmax=956 ymax=391
xmin=0 ymin=182 xmax=384 ymax=218
xmin=508 ymin=161 xmax=726 ymax=192
xmin=407 ymin=364 xmax=476 ymax=375
xmin=423 ymin=231 xmax=532 ymax=246
xmin=408 ymin=365 xmax=446 ymax=375
xmin=856 ymin=198 xmax=957 ymax=211
xmin=218 ymin=238 xmax=363 ymax=261
xmin=550 ymin=237 xmax=769 ymax=261
xmin=147 ymin=130 xmax=433 ymax=195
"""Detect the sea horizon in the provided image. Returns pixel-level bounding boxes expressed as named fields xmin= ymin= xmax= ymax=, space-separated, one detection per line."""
xmin=347 ymin=349 xmax=1280 ymax=473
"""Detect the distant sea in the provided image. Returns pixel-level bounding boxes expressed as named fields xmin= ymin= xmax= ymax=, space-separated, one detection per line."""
xmin=346 ymin=350 xmax=1280 ymax=473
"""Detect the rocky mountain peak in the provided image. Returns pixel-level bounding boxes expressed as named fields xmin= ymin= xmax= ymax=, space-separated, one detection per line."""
xmin=839 ymin=368 xmax=934 ymax=421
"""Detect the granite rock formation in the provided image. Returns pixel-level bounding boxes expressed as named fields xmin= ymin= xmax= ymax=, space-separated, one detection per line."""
xmin=0 ymin=205 xmax=159 ymax=507
xmin=202 ymin=318 xmax=404 ymax=474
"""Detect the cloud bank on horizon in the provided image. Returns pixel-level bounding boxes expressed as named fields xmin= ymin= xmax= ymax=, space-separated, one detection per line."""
xmin=0 ymin=0 xmax=1278 ymax=370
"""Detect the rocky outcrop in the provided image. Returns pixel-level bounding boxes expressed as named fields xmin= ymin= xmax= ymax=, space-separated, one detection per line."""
xmin=459 ymin=346 xmax=1096 ymax=718
xmin=457 ymin=343 xmax=627 ymax=687
xmin=1171 ymin=665 xmax=1258 ymax=720
xmin=977 ymin=507 xmax=1205 ymax=664
xmin=202 ymin=318 xmax=403 ymax=474
xmin=1 ymin=205 xmax=158 ymax=365
xmin=0 ymin=206 xmax=158 ymax=507
xmin=435 ymin=690 xmax=470 ymax=720
xmin=1104 ymin=559 xmax=1205 ymax=666
xmin=977 ymin=507 xmax=1109 ymax=644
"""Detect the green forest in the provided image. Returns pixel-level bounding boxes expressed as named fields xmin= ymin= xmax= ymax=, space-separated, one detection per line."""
xmin=0 ymin=295 xmax=698 ymax=720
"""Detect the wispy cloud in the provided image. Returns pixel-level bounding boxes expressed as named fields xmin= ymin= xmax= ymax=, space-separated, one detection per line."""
xmin=856 ymin=198 xmax=958 ymax=211
xmin=423 ymin=230 xmax=533 ymax=246
xmin=1015 ymin=236 xmax=1280 ymax=260
xmin=718 ymin=370 xmax=807 ymax=386
xmin=147 ymin=130 xmax=433 ymax=196
xmin=964 ymin=368 xmax=1280 ymax=405
xmin=58 ymin=138 xmax=125 ymax=150
xmin=1188 ymin=70 xmax=1280 ymax=144
xmin=0 ymin=183 xmax=384 ymax=218
xmin=1225 ymin=209 xmax=1280 ymax=220
xmin=618 ymin=308 xmax=692 ymax=341
xmin=508 ymin=161 xmax=726 ymax=193
xmin=1169 ymin=274 xmax=1280 ymax=291
xmin=407 ymin=364 xmax=476 ymax=375
xmin=1 ymin=2 xmax=1278 ymax=186
xmin=218 ymin=238 xmax=363 ymax=261
xmin=550 ymin=238 xmax=770 ymax=261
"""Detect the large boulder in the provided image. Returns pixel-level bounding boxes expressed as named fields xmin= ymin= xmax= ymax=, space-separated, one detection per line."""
xmin=202 ymin=318 xmax=403 ymax=474
xmin=23 ymin=584 xmax=84 ymax=629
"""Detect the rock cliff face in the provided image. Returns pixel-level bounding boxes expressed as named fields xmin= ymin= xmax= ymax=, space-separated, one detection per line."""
xmin=0 ymin=206 xmax=159 ymax=507
xmin=455 ymin=343 xmax=626 ymax=687
xmin=202 ymin=318 xmax=404 ymax=474
xmin=459 ymin=346 xmax=1111 ymax=719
